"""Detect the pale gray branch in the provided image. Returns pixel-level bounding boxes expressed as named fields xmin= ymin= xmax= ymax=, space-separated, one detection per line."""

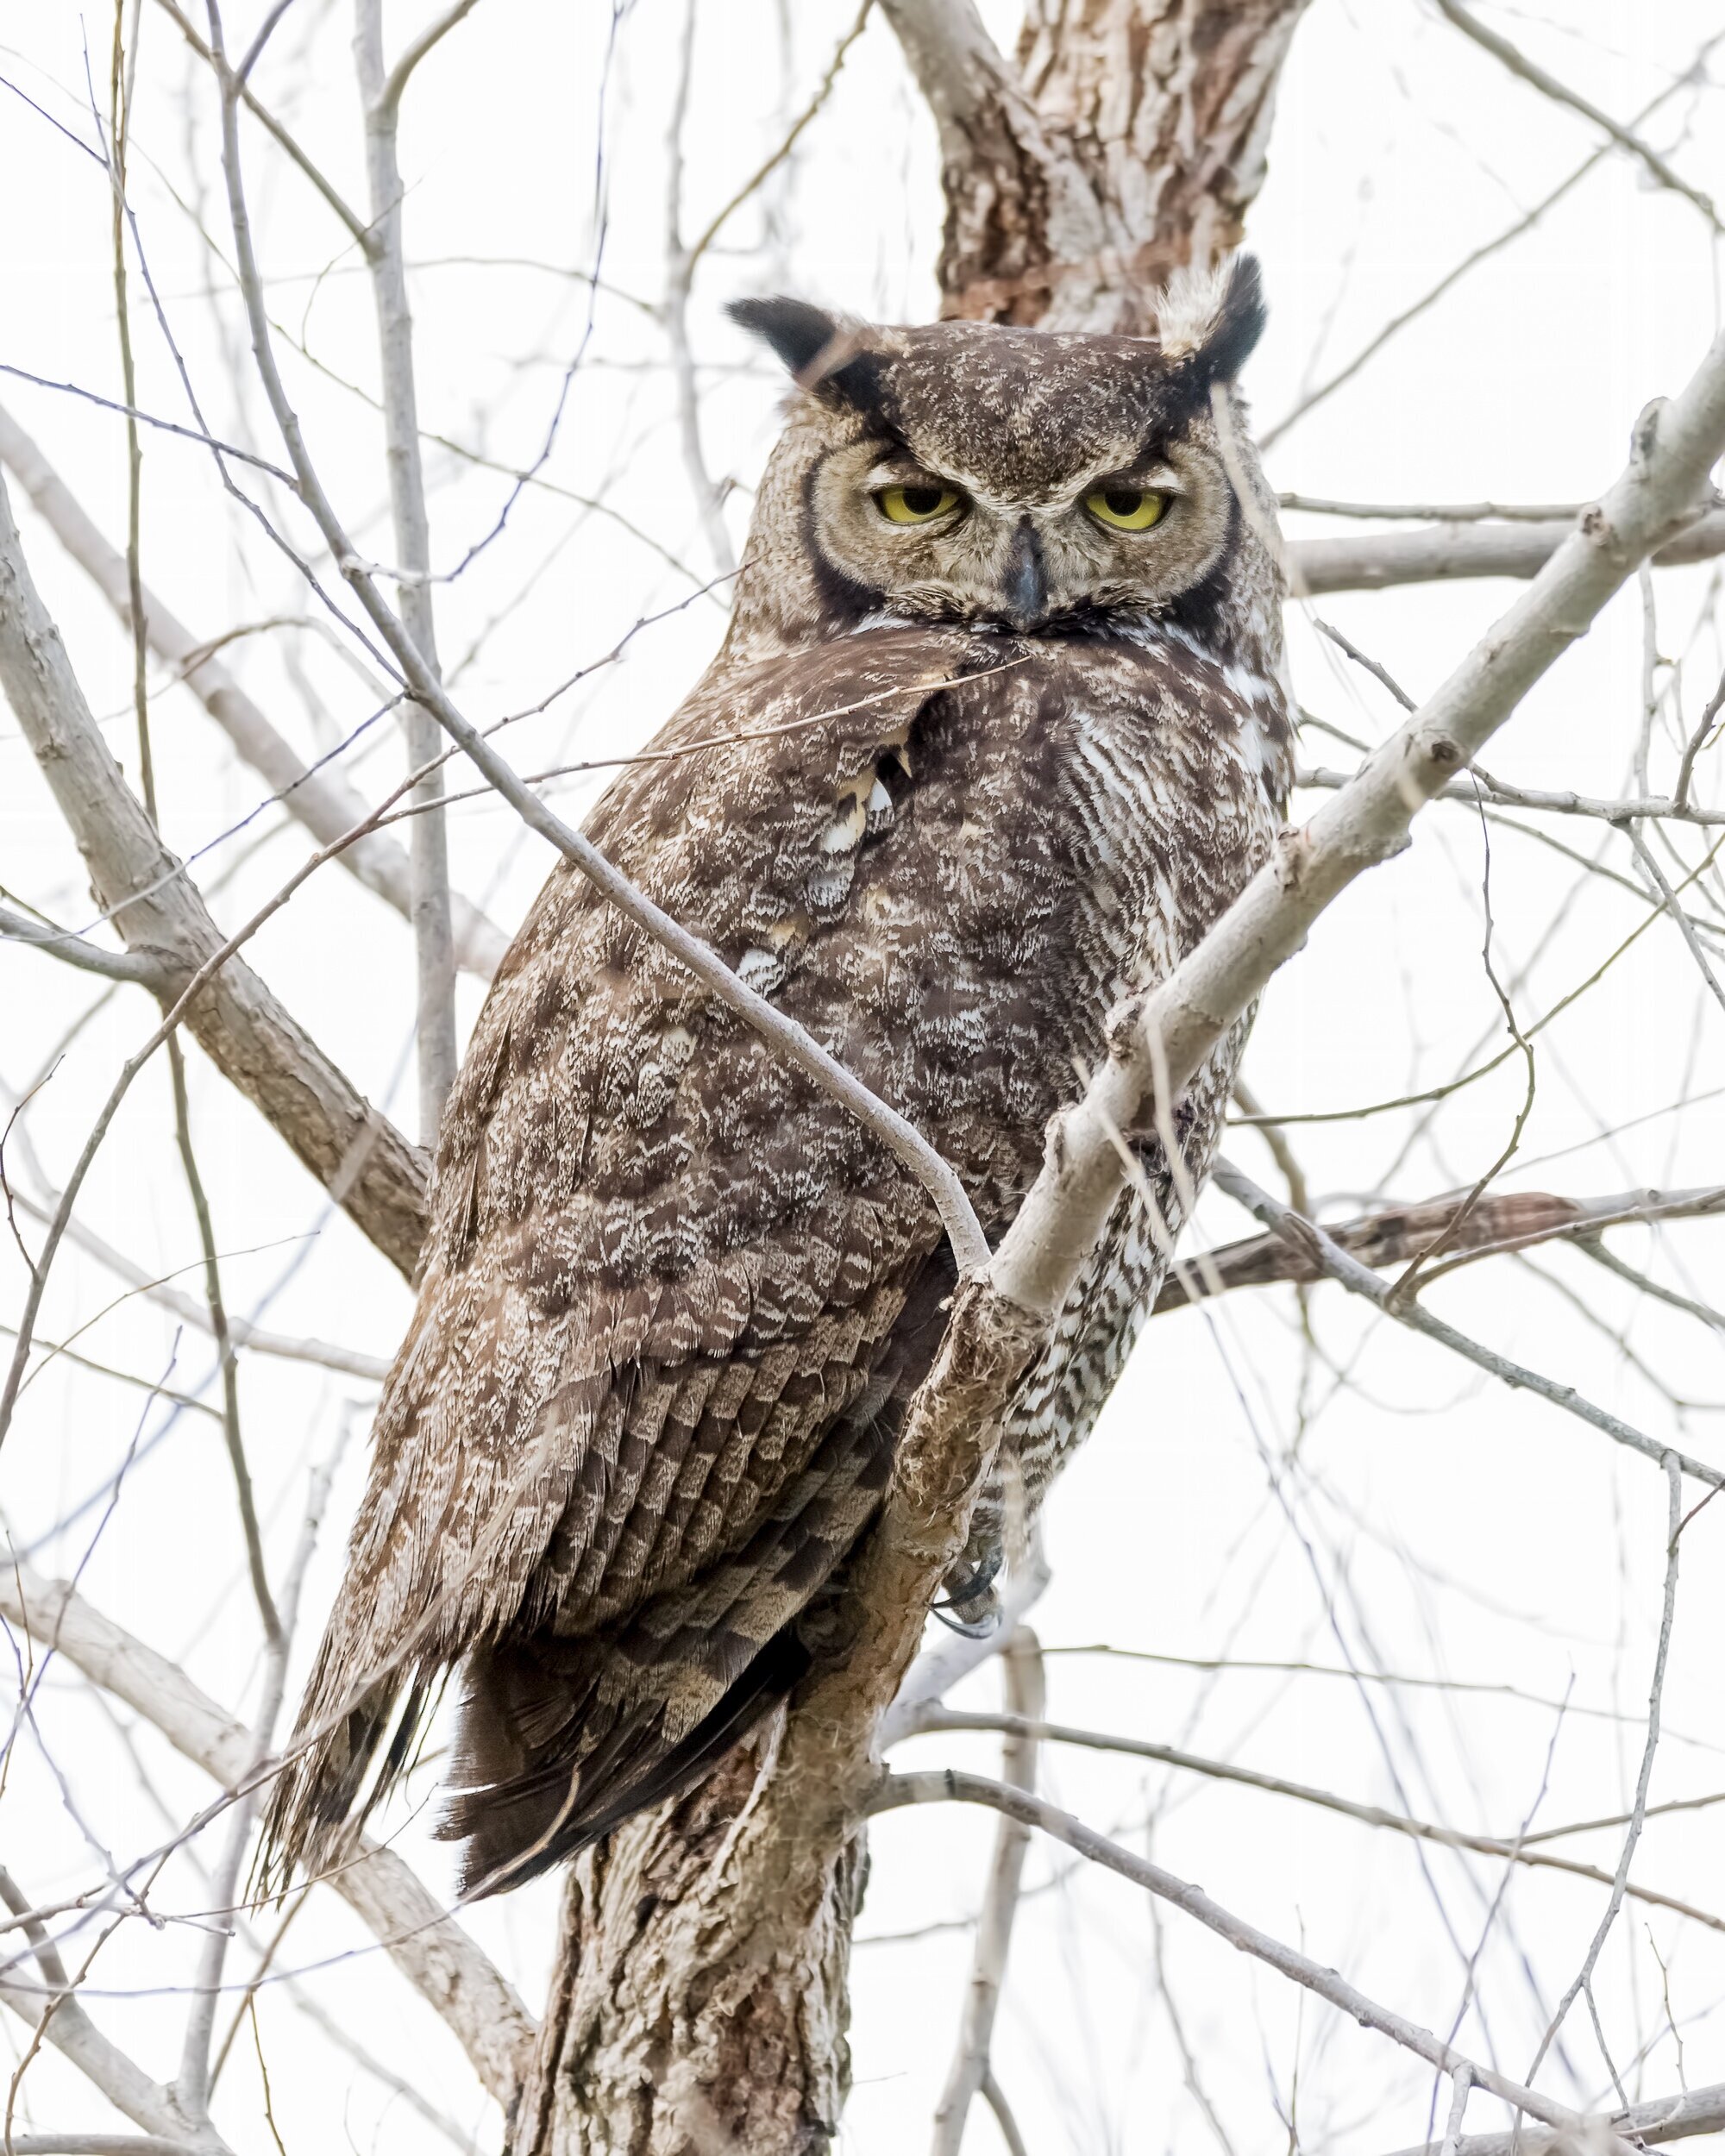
xmin=0 ymin=906 xmax=171 ymax=989
xmin=898 ymin=1708 xmax=1725 ymax=1933
xmin=356 ymin=0 xmax=459 ymax=1140
xmin=0 ymin=463 xmax=430 ymax=1278
xmin=1208 ymin=1161 xmax=1724 ymax=1491
xmin=930 ymin=1629 xmax=1044 ymax=2156
xmin=1288 ymin=508 xmax=1725 ymax=594
xmin=3 ymin=1181 xmax=389 ymax=1382
xmin=0 ymin=1868 xmax=228 ymax=2153
xmin=872 ymin=1772 xmax=1615 ymax=2147
xmin=0 ymin=1561 xmax=535 ymax=2109
xmin=0 ymin=404 xmax=505 ymax=979
xmin=1383 ymin=2078 xmax=1725 ymax=2156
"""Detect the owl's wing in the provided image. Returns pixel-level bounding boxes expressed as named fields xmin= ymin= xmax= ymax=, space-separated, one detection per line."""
xmin=260 ymin=627 xmax=1026 ymax=1893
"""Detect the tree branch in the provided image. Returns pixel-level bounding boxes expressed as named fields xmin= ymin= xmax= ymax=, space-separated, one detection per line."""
xmin=900 ymin=1708 xmax=1725 ymax=1934
xmin=1153 ymin=1183 xmax=1725 ymax=1311
xmin=0 ymin=905 xmax=171 ymax=988
xmin=1208 ymin=1161 xmax=1723 ymax=1489
xmin=1288 ymin=507 xmax=1725 ymax=593
xmin=0 ymin=404 xmax=506 ymax=979
xmin=1383 ymin=2079 xmax=1725 ymax=2156
xmin=0 ymin=1869 xmax=229 ymax=2154
xmin=355 ymin=0 xmax=459 ymax=1142
xmin=0 ymin=465 xmax=430 ymax=1277
xmin=0 ymin=1560 xmax=535 ymax=2110
xmin=1432 ymin=0 xmax=1719 ymax=229
xmin=930 ymin=1629 xmax=1044 ymax=2156
xmin=872 ymin=1772 xmax=1619 ymax=2147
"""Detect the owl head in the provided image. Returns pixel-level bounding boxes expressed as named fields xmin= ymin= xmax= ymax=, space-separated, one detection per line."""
xmin=724 ymin=257 xmax=1281 ymax=673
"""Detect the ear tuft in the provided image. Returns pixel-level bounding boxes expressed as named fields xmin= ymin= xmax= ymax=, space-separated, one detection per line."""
xmin=728 ymin=296 xmax=844 ymax=379
xmin=728 ymin=295 xmax=888 ymax=413
xmin=1154 ymin=254 xmax=1266 ymax=386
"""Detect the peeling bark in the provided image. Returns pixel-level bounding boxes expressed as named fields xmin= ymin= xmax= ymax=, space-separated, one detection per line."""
xmin=883 ymin=0 xmax=1310 ymax=327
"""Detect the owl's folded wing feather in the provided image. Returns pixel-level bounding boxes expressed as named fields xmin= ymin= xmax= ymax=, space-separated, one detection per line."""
xmin=258 ymin=630 xmax=1007 ymax=1893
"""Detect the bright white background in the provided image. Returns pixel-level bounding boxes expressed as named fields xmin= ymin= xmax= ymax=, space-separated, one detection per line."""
xmin=3 ymin=1 xmax=1724 ymax=2149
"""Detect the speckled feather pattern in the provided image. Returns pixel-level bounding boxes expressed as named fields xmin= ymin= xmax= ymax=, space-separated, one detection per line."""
xmin=263 ymin=272 xmax=1292 ymax=1896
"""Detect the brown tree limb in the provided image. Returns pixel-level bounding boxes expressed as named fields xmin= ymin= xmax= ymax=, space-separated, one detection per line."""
xmin=0 ymin=465 xmax=430 ymax=1279
xmin=1152 ymin=1183 xmax=1725 ymax=1312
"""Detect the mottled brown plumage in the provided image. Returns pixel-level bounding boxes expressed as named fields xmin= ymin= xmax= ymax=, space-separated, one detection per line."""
xmin=262 ymin=257 xmax=1293 ymax=1898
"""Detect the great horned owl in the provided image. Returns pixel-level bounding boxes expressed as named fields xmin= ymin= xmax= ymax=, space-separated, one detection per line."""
xmin=262 ymin=256 xmax=1292 ymax=1899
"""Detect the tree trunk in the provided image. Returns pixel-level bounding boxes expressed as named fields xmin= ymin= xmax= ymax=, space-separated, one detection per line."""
xmin=512 ymin=7 xmax=1308 ymax=2148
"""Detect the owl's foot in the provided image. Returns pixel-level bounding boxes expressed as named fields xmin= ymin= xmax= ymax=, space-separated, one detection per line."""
xmin=932 ymin=1547 xmax=1003 ymax=1637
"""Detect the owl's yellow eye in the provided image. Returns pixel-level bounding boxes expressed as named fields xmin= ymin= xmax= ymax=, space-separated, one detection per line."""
xmin=1086 ymin=486 xmax=1167 ymax=531
xmin=875 ymin=482 xmax=963 ymax=525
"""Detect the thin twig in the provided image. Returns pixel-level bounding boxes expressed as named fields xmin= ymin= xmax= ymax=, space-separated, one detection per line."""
xmin=930 ymin=1628 xmax=1044 ymax=2156
xmin=870 ymin=1772 xmax=1620 ymax=2147
xmin=899 ymin=1708 xmax=1725 ymax=1933
xmin=1208 ymin=1162 xmax=1725 ymax=1489
xmin=1527 ymin=1453 xmax=1685 ymax=2079
xmin=1433 ymin=0 xmax=1719 ymax=229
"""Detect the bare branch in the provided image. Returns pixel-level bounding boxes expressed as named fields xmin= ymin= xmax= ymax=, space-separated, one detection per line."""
xmin=900 ymin=1708 xmax=1725 ymax=1934
xmin=0 ymin=906 xmax=170 ymax=988
xmin=3 ymin=1183 xmax=389 ymax=1381
xmin=871 ymin=1771 xmax=1615 ymax=2147
xmin=1625 ymin=824 xmax=1725 ymax=1016
xmin=1432 ymin=0 xmax=1719 ymax=228
xmin=0 ymin=404 xmax=507 ymax=978
xmin=930 ymin=1628 xmax=1044 ymax=2155
xmin=355 ymin=0 xmax=459 ymax=1141
xmin=149 ymin=0 xmax=371 ymax=249
xmin=3 ymin=2138 xmax=205 ymax=2153
xmin=1259 ymin=33 xmax=1725 ymax=448
xmin=1208 ymin=1161 xmax=1724 ymax=1491
xmin=1295 ymin=761 xmax=1725 ymax=830
xmin=0 ymin=1561 xmax=536 ymax=2109
xmin=374 ymin=0 xmax=480 ymax=120
xmin=1289 ymin=508 xmax=1725 ymax=595
xmin=0 ymin=464 xmax=430 ymax=1277
xmin=1154 ymin=1184 xmax=1725 ymax=1311
xmin=1527 ymin=1454 xmax=1683 ymax=2078
xmin=0 ymin=1869 xmax=228 ymax=2154
xmin=1383 ymin=2079 xmax=1725 ymax=2156
xmin=685 ymin=0 xmax=874 ymax=272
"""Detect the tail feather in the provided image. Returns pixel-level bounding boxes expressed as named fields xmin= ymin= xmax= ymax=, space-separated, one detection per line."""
xmin=255 ymin=1641 xmax=436 ymax=1896
xmin=442 ymin=1625 xmax=811 ymax=1898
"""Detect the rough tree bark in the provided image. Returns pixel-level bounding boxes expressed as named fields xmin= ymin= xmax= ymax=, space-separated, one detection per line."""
xmin=514 ymin=6 xmax=1309 ymax=2149
xmin=882 ymin=0 xmax=1311 ymax=327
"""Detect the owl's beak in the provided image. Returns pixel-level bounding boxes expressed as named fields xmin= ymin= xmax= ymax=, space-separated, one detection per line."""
xmin=1000 ymin=521 xmax=1049 ymax=631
